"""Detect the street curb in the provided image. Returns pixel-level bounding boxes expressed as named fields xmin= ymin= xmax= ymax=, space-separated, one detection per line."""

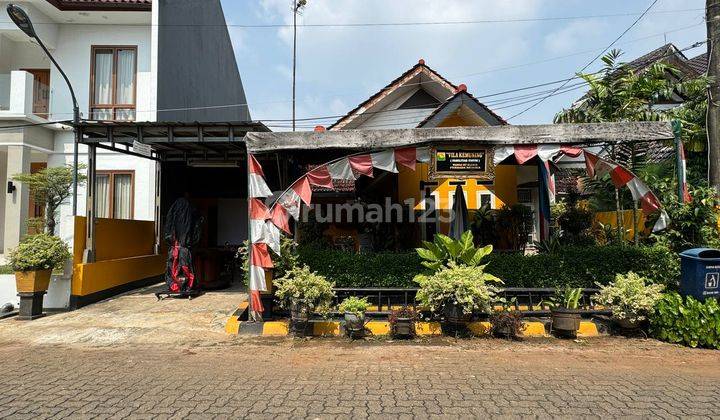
xmin=226 ymin=317 xmax=605 ymax=338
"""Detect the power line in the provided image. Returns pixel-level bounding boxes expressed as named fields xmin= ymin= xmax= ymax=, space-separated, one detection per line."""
xmin=507 ymin=0 xmax=661 ymax=121
xmin=0 ymin=8 xmax=704 ymax=28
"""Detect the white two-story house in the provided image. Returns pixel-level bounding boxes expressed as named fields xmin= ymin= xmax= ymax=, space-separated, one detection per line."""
xmin=0 ymin=0 xmax=250 ymax=309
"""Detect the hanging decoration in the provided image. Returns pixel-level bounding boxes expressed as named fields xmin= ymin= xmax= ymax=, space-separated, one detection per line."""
xmin=247 ymin=144 xmax=670 ymax=316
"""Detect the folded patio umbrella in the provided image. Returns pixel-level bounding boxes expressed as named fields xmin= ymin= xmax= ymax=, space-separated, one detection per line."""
xmin=448 ymin=184 xmax=468 ymax=240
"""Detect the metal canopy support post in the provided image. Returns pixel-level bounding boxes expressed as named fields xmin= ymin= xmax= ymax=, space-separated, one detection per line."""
xmin=153 ymin=160 xmax=162 ymax=255
xmin=82 ymin=144 xmax=97 ymax=263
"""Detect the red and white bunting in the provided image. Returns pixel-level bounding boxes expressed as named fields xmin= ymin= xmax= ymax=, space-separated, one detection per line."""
xmin=328 ymin=158 xmax=356 ymax=180
xmin=371 ymin=150 xmax=398 ymax=173
xmin=248 ymin=155 xmax=272 ymax=198
xmin=495 ymin=145 xmax=584 ymax=165
xmin=292 ymin=176 xmax=312 ymax=206
xmin=277 ymin=189 xmax=303 ymax=220
xmin=348 ymin=154 xmax=374 ymax=177
xmin=251 ymin=243 xmax=273 ymax=268
xmin=394 ymin=147 xmax=417 ymax=170
xmin=271 ymin=204 xmax=292 ymax=234
xmin=307 ymin=165 xmax=334 ymax=189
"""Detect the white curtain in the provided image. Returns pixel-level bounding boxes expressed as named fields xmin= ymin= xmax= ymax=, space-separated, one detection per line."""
xmin=93 ymin=51 xmax=113 ymax=105
xmin=116 ymin=50 xmax=135 ymax=104
xmin=95 ymin=175 xmax=110 ymax=218
xmin=113 ymin=174 xmax=132 ymax=219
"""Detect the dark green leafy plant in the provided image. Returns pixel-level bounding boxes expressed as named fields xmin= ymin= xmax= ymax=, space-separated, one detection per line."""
xmin=274 ymin=265 xmax=335 ymax=314
xmin=298 ymin=245 xmax=679 ymax=289
xmin=646 ymin=183 xmax=720 ymax=252
xmin=471 ymin=205 xmax=498 ymax=246
xmin=497 ymin=204 xmax=534 ymax=251
xmin=650 ymin=292 xmax=720 ymax=349
xmin=415 ymin=231 xmax=493 ymax=271
xmin=9 ymin=233 xmax=71 ymax=272
xmin=544 ymin=287 xmax=583 ymax=310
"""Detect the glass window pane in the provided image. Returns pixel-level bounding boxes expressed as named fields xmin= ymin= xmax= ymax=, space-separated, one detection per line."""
xmin=113 ymin=174 xmax=132 ymax=219
xmin=115 ymin=108 xmax=136 ymax=121
xmin=480 ymin=194 xmax=491 ymax=208
xmin=95 ymin=174 xmax=110 ymax=218
xmin=93 ymin=50 xmax=113 ymax=105
xmin=91 ymin=108 xmax=113 ymax=121
xmin=115 ymin=49 xmax=136 ymax=105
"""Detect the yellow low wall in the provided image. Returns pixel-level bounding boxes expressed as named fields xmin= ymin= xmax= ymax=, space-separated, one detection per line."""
xmin=593 ymin=210 xmax=646 ymax=241
xmin=72 ymin=216 xmax=165 ymax=303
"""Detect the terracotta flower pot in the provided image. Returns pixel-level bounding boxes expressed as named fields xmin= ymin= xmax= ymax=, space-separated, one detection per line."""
xmin=15 ymin=270 xmax=52 ymax=293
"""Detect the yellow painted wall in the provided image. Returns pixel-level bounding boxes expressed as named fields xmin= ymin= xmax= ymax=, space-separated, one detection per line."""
xmin=72 ymin=216 xmax=164 ymax=297
xmin=593 ymin=210 xmax=647 ymax=241
xmin=396 ymin=111 xmax=518 ymax=218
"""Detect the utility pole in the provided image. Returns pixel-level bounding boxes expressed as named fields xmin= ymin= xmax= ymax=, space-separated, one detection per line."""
xmin=707 ymin=0 xmax=720 ymax=190
xmin=292 ymin=1 xmax=307 ymax=132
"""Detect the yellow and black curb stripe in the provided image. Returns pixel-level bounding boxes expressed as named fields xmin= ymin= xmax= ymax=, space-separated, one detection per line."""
xmin=225 ymin=311 xmax=606 ymax=338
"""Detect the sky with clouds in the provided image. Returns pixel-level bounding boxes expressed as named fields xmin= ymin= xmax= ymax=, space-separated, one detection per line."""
xmin=221 ymin=0 xmax=707 ymax=130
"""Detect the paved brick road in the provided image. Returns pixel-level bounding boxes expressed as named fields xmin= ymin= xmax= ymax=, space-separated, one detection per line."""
xmin=1 ymin=337 xmax=719 ymax=419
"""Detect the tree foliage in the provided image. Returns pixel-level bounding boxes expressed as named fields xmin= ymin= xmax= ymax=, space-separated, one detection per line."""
xmin=12 ymin=165 xmax=86 ymax=235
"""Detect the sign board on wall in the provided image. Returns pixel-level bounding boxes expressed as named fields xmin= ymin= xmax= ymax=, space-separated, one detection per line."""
xmin=429 ymin=146 xmax=494 ymax=180
xmin=133 ymin=141 xmax=152 ymax=157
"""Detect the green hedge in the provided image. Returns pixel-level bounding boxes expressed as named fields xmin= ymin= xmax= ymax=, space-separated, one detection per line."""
xmin=297 ymin=245 xmax=679 ymax=289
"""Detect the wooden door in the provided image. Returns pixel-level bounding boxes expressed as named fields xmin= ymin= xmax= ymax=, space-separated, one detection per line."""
xmin=21 ymin=69 xmax=50 ymax=118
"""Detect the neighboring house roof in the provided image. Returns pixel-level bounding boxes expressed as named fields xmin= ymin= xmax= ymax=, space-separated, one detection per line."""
xmin=329 ymin=59 xmax=505 ymax=130
xmin=686 ymin=52 xmax=708 ymax=76
xmin=46 ymin=0 xmax=152 ymax=11
xmin=626 ymin=43 xmax=706 ymax=79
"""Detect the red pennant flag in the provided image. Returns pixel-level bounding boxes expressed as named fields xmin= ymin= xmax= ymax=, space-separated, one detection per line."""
xmin=610 ymin=166 xmax=634 ymax=188
xmin=514 ymin=145 xmax=538 ymax=165
xmin=560 ymin=146 xmax=582 ymax=157
xmin=584 ymin=151 xmax=599 ymax=178
xmin=394 ymin=147 xmax=417 ymax=170
xmin=250 ymin=290 xmax=264 ymax=313
xmin=249 ymin=154 xmax=266 ymax=177
xmin=251 ymin=243 xmax=273 ymax=268
xmin=249 ymin=198 xmax=269 ymax=220
xmin=306 ymin=165 xmax=334 ymax=189
xmin=292 ymin=176 xmax=312 ymax=206
xmin=348 ymin=154 xmax=374 ymax=177
xmin=271 ymin=204 xmax=292 ymax=234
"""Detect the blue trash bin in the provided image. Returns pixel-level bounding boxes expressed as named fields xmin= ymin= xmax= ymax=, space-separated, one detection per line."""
xmin=679 ymin=248 xmax=720 ymax=300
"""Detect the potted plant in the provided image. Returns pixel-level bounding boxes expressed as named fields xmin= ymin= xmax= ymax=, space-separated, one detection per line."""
xmin=274 ymin=265 xmax=335 ymax=336
xmin=489 ymin=310 xmax=526 ymax=340
xmin=594 ymin=272 xmax=664 ymax=331
xmin=546 ymin=287 xmax=584 ymax=338
xmin=9 ymin=233 xmax=70 ymax=320
xmin=389 ymin=307 xmax=417 ymax=338
xmin=338 ymin=296 xmax=369 ymax=337
xmin=415 ymin=262 xmax=503 ymax=335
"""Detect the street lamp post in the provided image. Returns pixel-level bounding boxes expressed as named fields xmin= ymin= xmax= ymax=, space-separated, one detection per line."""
xmin=7 ymin=4 xmax=81 ymax=216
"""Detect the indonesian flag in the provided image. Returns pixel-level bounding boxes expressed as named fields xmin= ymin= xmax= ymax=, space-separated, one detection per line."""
xmin=348 ymin=154 xmax=374 ymax=177
xmin=248 ymin=155 xmax=272 ymax=198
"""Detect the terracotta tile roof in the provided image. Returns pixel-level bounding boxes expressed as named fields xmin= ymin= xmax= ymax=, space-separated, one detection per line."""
xmin=46 ymin=0 xmax=152 ymax=11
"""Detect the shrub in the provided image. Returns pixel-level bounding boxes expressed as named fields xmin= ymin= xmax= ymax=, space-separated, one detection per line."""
xmin=594 ymin=272 xmax=664 ymax=323
xmin=489 ymin=311 xmax=526 ymax=339
xmin=414 ymin=262 xmax=503 ymax=315
xmin=415 ymin=231 xmax=492 ymax=271
xmin=337 ymin=296 xmax=369 ymax=315
xmin=650 ymin=292 xmax=720 ymax=349
xmin=9 ymin=234 xmax=70 ymax=272
xmin=297 ymin=245 xmax=679 ymax=289
xmin=274 ymin=265 xmax=335 ymax=314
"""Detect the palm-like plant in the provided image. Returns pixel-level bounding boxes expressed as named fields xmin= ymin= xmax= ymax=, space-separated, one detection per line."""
xmin=415 ymin=231 xmax=493 ymax=272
